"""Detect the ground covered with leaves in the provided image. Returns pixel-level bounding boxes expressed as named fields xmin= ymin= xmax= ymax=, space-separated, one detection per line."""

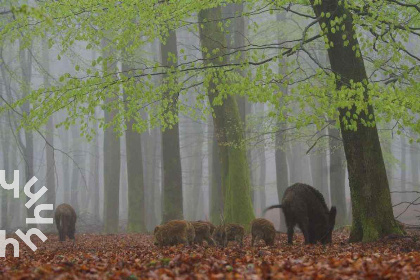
xmin=1 ymin=230 xmax=420 ymax=279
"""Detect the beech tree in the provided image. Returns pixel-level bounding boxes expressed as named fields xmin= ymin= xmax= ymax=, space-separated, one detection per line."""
xmin=1 ymin=0 xmax=418 ymax=238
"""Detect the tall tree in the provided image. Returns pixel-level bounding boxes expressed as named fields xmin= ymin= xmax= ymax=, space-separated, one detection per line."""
xmin=310 ymin=0 xmax=402 ymax=241
xmin=18 ymin=41 xmax=34 ymax=220
xmin=209 ymin=116 xmax=222 ymax=224
xmin=410 ymin=132 xmax=419 ymax=191
xmin=275 ymin=12 xmax=289 ymax=231
xmin=102 ymin=39 xmax=121 ymax=233
xmin=70 ymin=125 xmax=80 ymax=213
xmin=42 ymin=38 xmax=56 ymax=220
xmin=123 ymin=63 xmax=146 ymax=232
xmin=199 ymin=6 xmax=255 ymax=226
xmin=160 ymin=26 xmax=184 ymax=222
xmin=328 ymin=126 xmax=347 ymax=226
xmin=400 ymin=135 xmax=407 ymax=201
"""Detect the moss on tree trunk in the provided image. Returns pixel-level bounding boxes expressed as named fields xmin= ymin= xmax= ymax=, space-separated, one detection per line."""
xmin=199 ymin=7 xmax=255 ymax=228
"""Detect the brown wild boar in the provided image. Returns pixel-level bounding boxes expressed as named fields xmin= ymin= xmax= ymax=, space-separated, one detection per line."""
xmin=191 ymin=221 xmax=215 ymax=245
xmin=54 ymin=203 xmax=77 ymax=242
xmin=196 ymin=220 xmax=216 ymax=235
xmin=213 ymin=223 xmax=245 ymax=247
xmin=264 ymin=183 xmax=336 ymax=244
xmin=251 ymin=218 xmax=275 ymax=246
xmin=154 ymin=220 xmax=196 ymax=247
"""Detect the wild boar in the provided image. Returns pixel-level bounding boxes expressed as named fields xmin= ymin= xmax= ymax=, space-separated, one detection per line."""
xmin=213 ymin=223 xmax=244 ymax=247
xmin=191 ymin=221 xmax=215 ymax=245
xmin=196 ymin=220 xmax=216 ymax=235
xmin=154 ymin=220 xmax=195 ymax=247
xmin=251 ymin=218 xmax=275 ymax=246
xmin=264 ymin=183 xmax=336 ymax=244
xmin=54 ymin=203 xmax=77 ymax=242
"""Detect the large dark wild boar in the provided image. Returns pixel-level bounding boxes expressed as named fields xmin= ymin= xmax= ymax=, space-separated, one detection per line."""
xmin=196 ymin=220 xmax=216 ymax=235
xmin=264 ymin=183 xmax=336 ymax=244
xmin=191 ymin=221 xmax=215 ymax=245
xmin=54 ymin=203 xmax=77 ymax=242
xmin=213 ymin=223 xmax=244 ymax=247
xmin=154 ymin=220 xmax=195 ymax=247
xmin=251 ymin=218 xmax=275 ymax=246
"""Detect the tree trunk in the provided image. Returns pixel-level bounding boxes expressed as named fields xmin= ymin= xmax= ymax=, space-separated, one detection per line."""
xmin=102 ymin=40 xmax=121 ymax=233
xmin=19 ymin=43 xmax=34 ymax=221
xmin=1 ymin=126 xmax=9 ymax=229
xmin=89 ymin=130 xmax=100 ymax=221
xmin=400 ymin=135 xmax=407 ymax=201
xmin=160 ymin=29 xmax=184 ymax=222
xmin=209 ymin=116 xmax=223 ymax=224
xmin=309 ymin=131 xmax=329 ymax=204
xmin=70 ymin=125 xmax=80 ymax=213
xmin=123 ymin=64 xmax=146 ymax=232
xmin=199 ymin=7 xmax=255 ymax=226
xmin=410 ymin=132 xmax=419 ymax=191
xmin=310 ymin=0 xmax=402 ymax=242
xmin=328 ymin=126 xmax=347 ymax=226
xmin=275 ymin=13 xmax=289 ymax=231
xmin=62 ymin=127 xmax=71 ymax=203
xmin=42 ymin=38 xmax=56 ymax=223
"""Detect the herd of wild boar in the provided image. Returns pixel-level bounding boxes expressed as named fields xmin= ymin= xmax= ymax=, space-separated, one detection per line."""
xmin=54 ymin=183 xmax=337 ymax=247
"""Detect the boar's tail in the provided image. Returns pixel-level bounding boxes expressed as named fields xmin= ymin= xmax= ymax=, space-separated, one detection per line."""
xmin=263 ymin=204 xmax=283 ymax=215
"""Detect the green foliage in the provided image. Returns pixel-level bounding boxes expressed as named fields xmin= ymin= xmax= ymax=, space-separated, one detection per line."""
xmin=0 ymin=0 xmax=418 ymax=142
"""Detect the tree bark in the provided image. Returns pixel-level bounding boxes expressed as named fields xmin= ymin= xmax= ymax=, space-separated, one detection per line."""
xmin=310 ymin=0 xmax=402 ymax=242
xmin=123 ymin=64 xmax=146 ymax=232
xmin=410 ymin=132 xmax=419 ymax=191
xmin=400 ymin=135 xmax=407 ymax=201
xmin=70 ymin=125 xmax=80 ymax=213
xmin=199 ymin=7 xmax=255 ymax=226
xmin=42 ymin=38 xmax=56 ymax=223
xmin=209 ymin=116 xmax=223 ymax=224
xmin=19 ymin=43 xmax=34 ymax=221
xmin=102 ymin=39 xmax=121 ymax=233
xmin=328 ymin=126 xmax=347 ymax=226
xmin=160 ymin=28 xmax=184 ymax=222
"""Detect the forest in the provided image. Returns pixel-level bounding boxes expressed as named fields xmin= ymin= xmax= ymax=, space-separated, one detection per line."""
xmin=0 ymin=0 xmax=419 ymax=279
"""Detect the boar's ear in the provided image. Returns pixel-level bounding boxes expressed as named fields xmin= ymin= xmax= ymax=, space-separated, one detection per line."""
xmin=329 ymin=206 xmax=337 ymax=226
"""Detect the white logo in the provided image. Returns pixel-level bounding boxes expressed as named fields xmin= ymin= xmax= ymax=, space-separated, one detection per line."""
xmin=0 ymin=170 xmax=53 ymax=257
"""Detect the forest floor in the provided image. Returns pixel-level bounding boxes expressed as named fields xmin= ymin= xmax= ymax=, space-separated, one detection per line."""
xmin=1 ymin=229 xmax=420 ymax=279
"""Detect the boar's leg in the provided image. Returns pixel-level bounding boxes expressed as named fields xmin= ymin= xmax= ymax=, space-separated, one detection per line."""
xmin=59 ymin=229 xmax=65 ymax=242
xmin=298 ymin=218 xmax=310 ymax=244
xmin=287 ymin=226 xmax=294 ymax=244
xmin=68 ymin=225 xmax=75 ymax=240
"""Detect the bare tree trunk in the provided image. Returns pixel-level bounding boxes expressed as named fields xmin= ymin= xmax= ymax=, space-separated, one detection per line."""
xmin=400 ymin=135 xmax=407 ymax=201
xmin=209 ymin=116 xmax=222 ymax=224
xmin=62 ymin=127 xmax=71 ymax=203
xmin=18 ymin=42 xmax=34 ymax=221
xmin=410 ymin=132 xmax=419 ymax=191
xmin=160 ymin=28 xmax=183 ymax=222
xmin=102 ymin=39 xmax=121 ymax=233
xmin=275 ymin=13 xmax=289 ymax=231
xmin=89 ymin=129 xmax=100 ymax=221
xmin=70 ymin=125 xmax=80 ymax=213
xmin=1 ymin=125 xmax=10 ymax=229
xmin=42 ymin=38 xmax=56 ymax=223
xmin=123 ymin=62 xmax=146 ymax=232
xmin=329 ymin=126 xmax=347 ymax=226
